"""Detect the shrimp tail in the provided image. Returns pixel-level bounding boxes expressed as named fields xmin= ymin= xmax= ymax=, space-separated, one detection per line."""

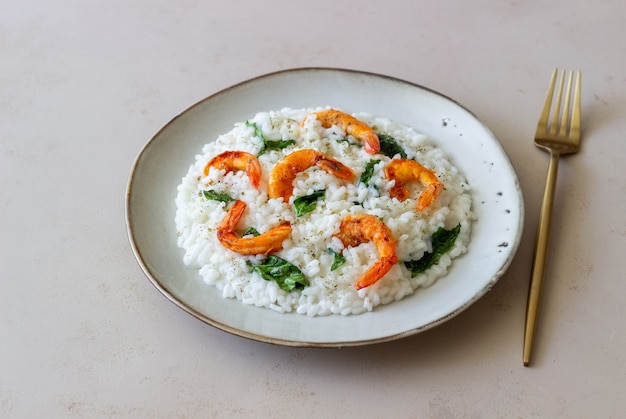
xmin=354 ymin=256 xmax=398 ymax=290
xmin=416 ymin=182 xmax=444 ymax=211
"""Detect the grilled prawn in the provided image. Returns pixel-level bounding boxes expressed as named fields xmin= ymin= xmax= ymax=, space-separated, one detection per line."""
xmin=334 ymin=214 xmax=398 ymax=290
xmin=268 ymin=149 xmax=356 ymax=201
xmin=384 ymin=159 xmax=443 ymax=211
xmin=303 ymin=109 xmax=380 ymax=154
xmin=216 ymin=200 xmax=292 ymax=255
xmin=204 ymin=150 xmax=262 ymax=189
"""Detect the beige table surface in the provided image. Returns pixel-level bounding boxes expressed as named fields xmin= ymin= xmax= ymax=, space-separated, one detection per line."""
xmin=3 ymin=0 xmax=626 ymax=417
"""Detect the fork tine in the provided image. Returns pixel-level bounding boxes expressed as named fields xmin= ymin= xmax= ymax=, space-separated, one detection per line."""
xmin=558 ymin=71 xmax=573 ymax=138
xmin=570 ymin=71 xmax=582 ymax=140
xmin=549 ymin=70 xmax=565 ymax=137
xmin=536 ymin=68 xmax=558 ymax=137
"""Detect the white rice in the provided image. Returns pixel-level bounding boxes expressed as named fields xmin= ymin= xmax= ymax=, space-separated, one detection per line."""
xmin=175 ymin=107 xmax=473 ymax=316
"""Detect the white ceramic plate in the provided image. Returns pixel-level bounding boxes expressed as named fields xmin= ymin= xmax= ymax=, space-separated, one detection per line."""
xmin=126 ymin=68 xmax=524 ymax=347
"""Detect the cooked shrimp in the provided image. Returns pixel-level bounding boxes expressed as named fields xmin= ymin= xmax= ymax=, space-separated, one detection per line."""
xmin=217 ymin=200 xmax=291 ymax=255
xmin=384 ymin=159 xmax=444 ymax=211
xmin=204 ymin=151 xmax=262 ymax=189
xmin=304 ymin=109 xmax=380 ymax=154
xmin=268 ymin=149 xmax=357 ymax=201
xmin=334 ymin=214 xmax=398 ymax=290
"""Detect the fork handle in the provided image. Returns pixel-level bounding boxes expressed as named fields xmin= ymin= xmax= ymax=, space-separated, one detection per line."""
xmin=523 ymin=151 xmax=560 ymax=366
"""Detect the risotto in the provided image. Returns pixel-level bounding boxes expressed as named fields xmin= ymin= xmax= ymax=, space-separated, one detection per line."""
xmin=175 ymin=107 xmax=473 ymax=316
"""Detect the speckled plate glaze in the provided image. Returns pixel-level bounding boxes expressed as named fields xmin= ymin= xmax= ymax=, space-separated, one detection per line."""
xmin=126 ymin=68 xmax=524 ymax=347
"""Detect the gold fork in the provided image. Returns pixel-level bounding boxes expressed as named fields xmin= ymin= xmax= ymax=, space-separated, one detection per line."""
xmin=523 ymin=69 xmax=582 ymax=366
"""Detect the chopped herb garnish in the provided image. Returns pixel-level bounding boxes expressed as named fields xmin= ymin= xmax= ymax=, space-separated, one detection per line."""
xmin=242 ymin=227 xmax=260 ymax=237
xmin=336 ymin=137 xmax=363 ymax=148
xmin=328 ymin=248 xmax=346 ymax=271
xmin=404 ymin=224 xmax=461 ymax=277
xmin=201 ymin=189 xmax=234 ymax=203
xmin=293 ymin=190 xmax=325 ymax=217
xmin=250 ymin=256 xmax=309 ymax=291
xmin=378 ymin=133 xmax=407 ymax=158
xmin=245 ymin=120 xmax=295 ymax=156
xmin=359 ymin=159 xmax=380 ymax=186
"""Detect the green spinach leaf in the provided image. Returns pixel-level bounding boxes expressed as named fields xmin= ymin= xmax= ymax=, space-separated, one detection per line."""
xmin=378 ymin=133 xmax=407 ymax=159
xmin=201 ymin=189 xmax=234 ymax=203
xmin=359 ymin=159 xmax=380 ymax=186
xmin=293 ymin=190 xmax=325 ymax=217
xmin=242 ymin=227 xmax=260 ymax=237
xmin=404 ymin=224 xmax=461 ymax=277
xmin=245 ymin=121 xmax=295 ymax=156
xmin=328 ymin=248 xmax=346 ymax=271
xmin=251 ymin=256 xmax=309 ymax=291
xmin=265 ymin=138 xmax=296 ymax=152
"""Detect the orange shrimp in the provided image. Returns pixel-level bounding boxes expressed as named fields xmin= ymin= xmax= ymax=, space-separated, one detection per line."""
xmin=384 ymin=159 xmax=444 ymax=211
xmin=204 ymin=151 xmax=262 ymax=189
xmin=304 ymin=109 xmax=380 ymax=154
xmin=334 ymin=214 xmax=398 ymax=290
xmin=268 ymin=149 xmax=357 ymax=201
xmin=217 ymin=200 xmax=292 ymax=255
